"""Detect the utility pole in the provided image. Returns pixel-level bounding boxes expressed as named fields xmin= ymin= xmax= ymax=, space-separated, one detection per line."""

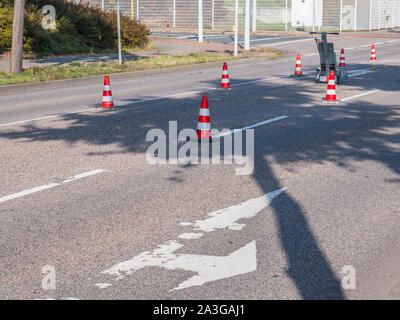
xmin=10 ymin=0 xmax=25 ymax=74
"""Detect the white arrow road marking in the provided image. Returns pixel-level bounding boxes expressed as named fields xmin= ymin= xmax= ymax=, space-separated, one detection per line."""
xmin=0 ymin=169 xmax=106 ymax=203
xmin=99 ymin=188 xmax=285 ymax=290
xmin=102 ymin=240 xmax=257 ymax=291
xmin=179 ymin=187 xmax=286 ymax=233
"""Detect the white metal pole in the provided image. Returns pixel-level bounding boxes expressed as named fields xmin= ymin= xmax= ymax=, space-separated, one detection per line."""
xmin=117 ymin=0 xmax=122 ymax=65
xmin=340 ymin=0 xmax=343 ymax=31
xmin=354 ymin=0 xmax=357 ymax=31
xmin=102 ymin=0 xmax=104 ymax=11
xmin=369 ymin=0 xmax=372 ymax=30
xmin=252 ymin=0 xmax=257 ymax=31
xmin=285 ymin=0 xmax=288 ymax=32
xmin=198 ymin=0 xmax=203 ymax=43
xmin=212 ymin=0 xmax=215 ymax=30
xmin=245 ymin=0 xmax=250 ymax=50
xmin=137 ymin=0 xmax=139 ymax=20
xmin=234 ymin=0 xmax=238 ymax=56
xmin=173 ymin=0 xmax=176 ymax=27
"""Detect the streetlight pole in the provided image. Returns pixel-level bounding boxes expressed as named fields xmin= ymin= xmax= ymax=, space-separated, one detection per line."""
xmin=252 ymin=0 xmax=256 ymax=32
xmin=117 ymin=0 xmax=122 ymax=65
xmin=234 ymin=0 xmax=238 ymax=56
xmin=198 ymin=0 xmax=203 ymax=43
xmin=244 ymin=0 xmax=250 ymax=51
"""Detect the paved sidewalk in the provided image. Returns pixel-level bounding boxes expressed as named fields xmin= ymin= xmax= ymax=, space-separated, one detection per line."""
xmin=0 ymin=36 xmax=236 ymax=72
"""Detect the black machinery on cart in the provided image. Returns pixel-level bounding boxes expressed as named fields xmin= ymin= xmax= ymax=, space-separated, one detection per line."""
xmin=310 ymin=32 xmax=347 ymax=84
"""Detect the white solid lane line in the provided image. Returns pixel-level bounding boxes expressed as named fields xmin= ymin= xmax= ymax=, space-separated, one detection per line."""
xmin=62 ymin=169 xmax=107 ymax=183
xmin=0 ymin=183 xmax=61 ymax=203
xmin=0 ymin=109 xmax=93 ymax=128
xmin=260 ymin=38 xmax=314 ymax=47
xmin=340 ymin=90 xmax=378 ymax=102
xmin=212 ymin=116 xmax=288 ymax=139
xmin=0 ymin=169 xmax=106 ymax=203
xmin=229 ymin=36 xmax=297 ymax=44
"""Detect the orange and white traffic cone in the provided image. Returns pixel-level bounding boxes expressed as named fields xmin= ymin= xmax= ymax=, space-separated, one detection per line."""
xmin=292 ymin=54 xmax=303 ymax=76
xmin=322 ymin=70 xmax=339 ymax=104
xmin=220 ymin=62 xmax=230 ymax=89
xmin=370 ymin=44 xmax=377 ymax=60
xmin=197 ymin=95 xmax=212 ymax=140
xmin=339 ymin=48 xmax=346 ymax=67
xmin=102 ymin=75 xmax=114 ymax=109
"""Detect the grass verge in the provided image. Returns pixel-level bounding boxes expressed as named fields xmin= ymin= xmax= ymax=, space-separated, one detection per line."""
xmin=0 ymin=51 xmax=282 ymax=85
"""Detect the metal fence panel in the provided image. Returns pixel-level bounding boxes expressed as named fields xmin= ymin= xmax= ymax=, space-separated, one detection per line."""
xmin=80 ymin=0 xmax=400 ymax=32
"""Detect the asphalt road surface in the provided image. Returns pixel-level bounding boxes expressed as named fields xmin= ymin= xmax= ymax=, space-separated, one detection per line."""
xmin=0 ymin=34 xmax=399 ymax=300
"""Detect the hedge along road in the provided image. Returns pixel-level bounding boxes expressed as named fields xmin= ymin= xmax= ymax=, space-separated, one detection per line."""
xmin=0 ymin=35 xmax=399 ymax=299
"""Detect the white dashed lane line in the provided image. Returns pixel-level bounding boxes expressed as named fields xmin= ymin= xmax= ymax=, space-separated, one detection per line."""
xmin=0 ymin=169 xmax=106 ymax=203
xmin=340 ymin=90 xmax=378 ymax=103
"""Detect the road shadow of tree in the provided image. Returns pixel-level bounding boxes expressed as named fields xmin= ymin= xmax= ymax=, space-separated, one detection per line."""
xmin=0 ymin=62 xmax=399 ymax=299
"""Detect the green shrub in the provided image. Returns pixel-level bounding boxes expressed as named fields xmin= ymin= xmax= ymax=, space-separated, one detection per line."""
xmin=0 ymin=4 xmax=13 ymax=54
xmin=0 ymin=0 xmax=149 ymax=57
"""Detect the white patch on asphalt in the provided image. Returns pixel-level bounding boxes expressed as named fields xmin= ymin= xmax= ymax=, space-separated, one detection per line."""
xmin=179 ymin=222 xmax=193 ymax=226
xmin=212 ymin=116 xmax=288 ymax=139
xmin=0 ymin=169 xmax=106 ymax=203
xmin=345 ymin=68 xmax=374 ymax=77
xmin=102 ymin=240 xmax=257 ymax=291
xmin=95 ymin=283 xmax=112 ymax=289
xmin=178 ymin=233 xmax=203 ymax=239
xmin=340 ymin=90 xmax=378 ymax=102
xmin=99 ymin=188 xmax=285 ymax=290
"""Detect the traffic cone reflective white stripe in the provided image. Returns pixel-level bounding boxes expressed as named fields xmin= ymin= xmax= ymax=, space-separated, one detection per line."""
xmin=370 ymin=44 xmax=376 ymax=60
xmin=294 ymin=54 xmax=303 ymax=76
xmin=339 ymin=48 xmax=346 ymax=67
xmin=220 ymin=62 xmax=230 ymax=89
xmin=102 ymin=75 xmax=114 ymax=108
xmin=197 ymin=95 xmax=212 ymax=140
xmin=322 ymin=70 xmax=339 ymax=104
